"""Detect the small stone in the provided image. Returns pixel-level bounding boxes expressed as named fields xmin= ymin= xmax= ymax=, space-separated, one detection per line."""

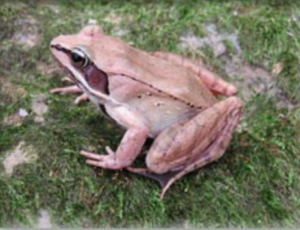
xmin=18 ymin=108 xmax=28 ymax=117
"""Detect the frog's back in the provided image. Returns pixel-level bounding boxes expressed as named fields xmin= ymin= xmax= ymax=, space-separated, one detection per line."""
xmin=94 ymin=35 xmax=217 ymax=109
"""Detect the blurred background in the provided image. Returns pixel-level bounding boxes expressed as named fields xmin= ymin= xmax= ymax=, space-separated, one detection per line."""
xmin=0 ymin=0 xmax=299 ymax=227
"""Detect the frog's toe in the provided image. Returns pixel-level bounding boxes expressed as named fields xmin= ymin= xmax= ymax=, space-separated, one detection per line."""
xmin=105 ymin=146 xmax=116 ymax=156
xmin=50 ymin=85 xmax=82 ymax=94
xmin=85 ymin=157 xmax=125 ymax=170
xmin=80 ymin=150 xmax=104 ymax=161
xmin=74 ymin=93 xmax=89 ymax=104
xmin=81 ymin=150 xmax=126 ymax=170
xmin=85 ymin=159 xmax=104 ymax=167
xmin=61 ymin=76 xmax=73 ymax=83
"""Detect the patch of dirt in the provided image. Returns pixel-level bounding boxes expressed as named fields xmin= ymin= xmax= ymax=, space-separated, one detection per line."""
xmin=179 ymin=24 xmax=241 ymax=57
xmin=37 ymin=2 xmax=60 ymax=14
xmin=2 ymin=141 xmax=38 ymax=176
xmin=103 ymin=14 xmax=132 ymax=38
xmin=104 ymin=13 xmax=123 ymax=25
xmin=0 ymin=78 xmax=27 ymax=99
xmin=2 ymin=114 xmax=23 ymax=126
xmin=111 ymin=27 xmax=130 ymax=38
xmin=31 ymin=94 xmax=48 ymax=123
xmin=221 ymin=55 xmax=295 ymax=109
xmin=2 ymin=108 xmax=28 ymax=126
xmin=12 ymin=15 xmax=39 ymax=49
xmin=36 ymin=210 xmax=52 ymax=228
xmin=36 ymin=62 xmax=60 ymax=78
xmin=178 ymin=23 xmax=295 ymax=109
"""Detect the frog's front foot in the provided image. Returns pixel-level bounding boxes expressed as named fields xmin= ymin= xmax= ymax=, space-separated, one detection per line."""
xmin=50 ymin=85 xmax=89 ymax=104
xmin=80 ymin=147 xmax=127 ymax=170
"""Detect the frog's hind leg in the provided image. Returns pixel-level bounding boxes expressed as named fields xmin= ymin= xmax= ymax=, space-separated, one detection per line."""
xmin=152 ymin=51 xmax=237 ymax=96
xmin=138 ymin=96 xmax=242 ymax=199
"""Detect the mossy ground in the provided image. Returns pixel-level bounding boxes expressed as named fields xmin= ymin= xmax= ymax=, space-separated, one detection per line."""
xmin=0 ymin=0 xmax=300 ymax=227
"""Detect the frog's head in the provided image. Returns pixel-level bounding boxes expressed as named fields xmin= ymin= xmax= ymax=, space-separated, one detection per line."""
xmin=50 ymin=24 xmax=109 ymax=98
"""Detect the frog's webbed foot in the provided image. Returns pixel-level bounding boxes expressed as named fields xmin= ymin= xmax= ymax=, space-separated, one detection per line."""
xmin=50 ymin=84 xmax=89 ymax=104
xmin=126 ymin=167 xmax=181 ymax=190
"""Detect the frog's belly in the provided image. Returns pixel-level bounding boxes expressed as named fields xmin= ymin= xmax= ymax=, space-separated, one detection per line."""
xmin=147 ymin=109 xmax=199 ymax=138
xmin=125 ymin=96 xmax=200 ymax=138
xmin=108 ymin=74 xmax=206 ymax=137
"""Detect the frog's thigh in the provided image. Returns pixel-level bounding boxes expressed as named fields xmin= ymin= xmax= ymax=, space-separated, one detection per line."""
xmin=146 ymin=96 xmax=243 ymax=175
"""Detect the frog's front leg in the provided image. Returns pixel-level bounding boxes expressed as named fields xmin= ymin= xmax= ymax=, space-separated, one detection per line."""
xmin=50 ymin=82 xmax=88 ymax=104
xmin=129 ymin=96 xmax=242 ymax=199
xmin=81 ymin=105 xmax=149 ymax=170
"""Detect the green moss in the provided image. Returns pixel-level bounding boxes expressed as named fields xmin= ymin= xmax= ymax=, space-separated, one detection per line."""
xmin=0 ymin=0 xmax=299 ymax=228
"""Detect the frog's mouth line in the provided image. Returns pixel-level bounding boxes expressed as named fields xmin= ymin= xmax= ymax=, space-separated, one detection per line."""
xmin=50 ymin=44 xmax=71 ymax=55
xmin=50 ymin=44 xmax=77 ymax=82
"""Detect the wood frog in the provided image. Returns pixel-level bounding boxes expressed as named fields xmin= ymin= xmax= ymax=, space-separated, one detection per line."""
xmin=50 ymin=24 xmax=243 ymax=199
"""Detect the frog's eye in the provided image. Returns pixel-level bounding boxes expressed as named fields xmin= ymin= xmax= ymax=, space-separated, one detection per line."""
xmin=70 ymin=47 xmax=89 ymax=68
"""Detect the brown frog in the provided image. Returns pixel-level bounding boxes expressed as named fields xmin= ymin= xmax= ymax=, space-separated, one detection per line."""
xmin=50 ymin=24 xmax=243 ymax=199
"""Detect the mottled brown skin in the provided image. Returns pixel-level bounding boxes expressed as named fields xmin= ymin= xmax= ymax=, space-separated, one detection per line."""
xmin=50 ymin=24 xmax=243 ymax=199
